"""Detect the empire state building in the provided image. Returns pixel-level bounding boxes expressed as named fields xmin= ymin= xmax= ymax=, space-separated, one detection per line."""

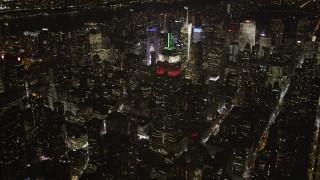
xmin=150 ymin=27 xmax=187 ymax=162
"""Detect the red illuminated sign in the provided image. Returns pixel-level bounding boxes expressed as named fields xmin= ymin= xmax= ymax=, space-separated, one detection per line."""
xmin=191 ymin=132 xmax=198 ymax=137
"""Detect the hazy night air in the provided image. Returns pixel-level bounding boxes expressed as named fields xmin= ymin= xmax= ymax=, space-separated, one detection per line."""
xmin=0 ymin=0 xmax=320 ymax=179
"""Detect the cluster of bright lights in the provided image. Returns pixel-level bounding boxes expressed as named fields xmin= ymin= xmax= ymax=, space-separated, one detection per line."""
xmin=40 ymin=156 xmax=50 ymax=161
xmin=0 ymin=6 xmax=9 ymax=10
xmin=138 ymin=134 xmax=149 ymax=140
xmin=209 ymin=75 xmax=219 ymax=81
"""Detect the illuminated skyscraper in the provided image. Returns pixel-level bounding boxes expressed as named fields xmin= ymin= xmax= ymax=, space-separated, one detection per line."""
xmin=0 ymin=54 xmax=25 ymax=92
xmin=150 ymin=29 xmax=186 ymax=161
xmin=236 ymin=43 xmax=252 ymax=107
xmin=192 ymin=27 xmax=202 ymax=43
xmin=86 ymin=118 xmax=104 ymax=169
xmin=181 ymin=7 xmax=193 ymax=79
xmin=48 ymin=68 xmax=58 ymax=111
xmin=189 ymin=42 xmax=203 ymax=82
xmin=239 ymin=20 xmax=256 ymax=51
xmin=270 ymin=18 xmax=284 ymax=48
xmin=89 ymin=31 xmax=102 ymax=52
xmin=30 ymin=92 xmax=51 ymax=131
xmin=203 ymin=36 xmax=223 ymax=76
xmin=265 ymin=51 xmax=284 ymax=89
xmin=146 ymin=27 xmax=159 ymax=66
xmin=258 ymin=34 xmax=272 ymax=58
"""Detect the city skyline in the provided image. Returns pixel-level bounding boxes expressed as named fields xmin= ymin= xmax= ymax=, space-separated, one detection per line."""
xmin=0 ymin=0 xmax=320 ymax=179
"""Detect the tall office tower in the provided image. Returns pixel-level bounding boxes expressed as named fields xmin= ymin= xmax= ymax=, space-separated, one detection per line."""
xmin=283 ymin=17 xmax=298 ymax=42
xmin=172 ymin=19 xmax=183 ymax=35
xmin=103 ymin=46 xmax=120 ymax=65
xmin=110 ymin=71 xmax=126 ymax=101
xmin=184 ymin=81 xmax=207 ymax=122
xmin=296 ymin=17 xmax=312 ymax=42
xmin=47 ymin=115 xmax=67 ymax=160
xmin=72 ymin=32 xmax=89 ymax=60
xmin=124 ymin=113 xmax=139 ymax=145
xmin=239 ymin=43 xmax=252 ymax=71
xmin=140 ymin=80 xmax=152 ymax=116
xmin=0 ymin=54 xmax=25 ymax=92
xmin=236 ymin=44 xmax=252 ymax=107
xmin=282 ymin=39 xmax=299 ymax=76
xmin=162 ymin=13 xmax=168 ymax=32
xmin=192 ymin=27 xmax=202 ymax=43
xmin=159 ymin=31 xmax=167 ymax=51
xmin=0 ymin=107 xmax=25 ymax=180
xmin=48 ymin=68 xmax=58 ymax=110
xmin=181 ymin=23 xmax=192 ymax=51
xmin=265 ymin=51 xmax=284 ymax=89
xmin=30 ymin=92 xmax=51 ymax=132
xmin=146 ymin=27 xmax=159 ymax=66
xmin=181 ymin=7 xmax=192 ymax=74
xmin=89 ymin=30 xmax=103 ymax=52
xmin=37 ymin=29 xmax=52 ymax=56
xmin=239 ymin=20 xmax=256 ymax=51
xmin=225 ymin=20 xmax=240 ymax=45
xmin=270 ymin=19 xmax=284 ymax=48
xmin=258 ymin=34 xmax=272 ymax=58
xmin=203 ymin=36 xmax=224 ymax=76
xmin=192 ymin=11 xmax=202 ymax=28
xmin=225 ymin=22 xmax=240 ymax=62
xmin=124 ymin=53 xmax=140 ymax=74
xmin=206 ymin=77 xmax=221 ymax=121
xmin=181 ymin=23 xmax=192 ymax=79
xmin=150 ymin=29 xmax=186 ymax=162
xmin=86 ymin=118 xmax=104 ymax=170
xmin=189 ymin=42 xmax=203 ymax=82
xmin=228 ymin=42 xmax=239 ymax=62
xmin=225 ymin=62 xmax=240 ymax=98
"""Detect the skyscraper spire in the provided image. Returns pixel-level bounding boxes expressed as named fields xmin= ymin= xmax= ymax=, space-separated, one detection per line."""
xmin=167 ymin=30 xmax=173 ymax=49
xmin=165 ymin=23 xmax=174 ymax=51
xmin=184 ymin=6 xmax=189 ymax=27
